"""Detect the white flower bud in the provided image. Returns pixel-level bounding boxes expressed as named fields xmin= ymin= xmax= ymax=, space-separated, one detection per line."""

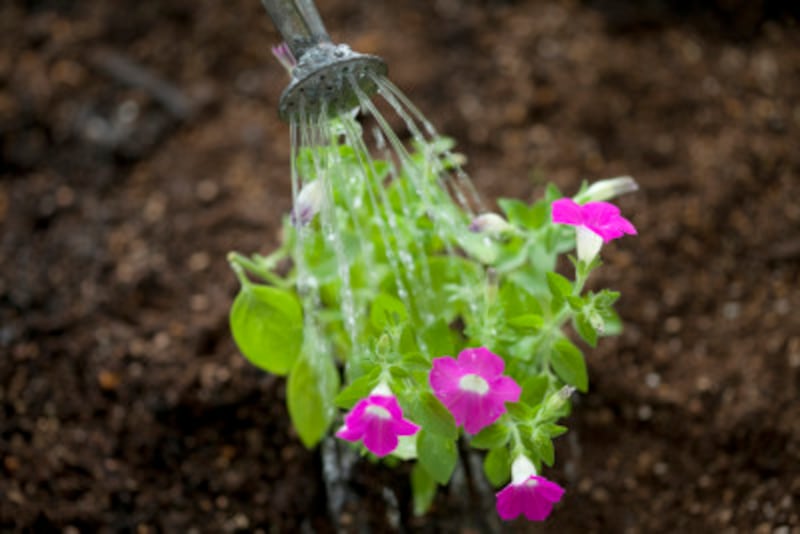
xmin=468 ymin=213 xmax=514 ymax=235
xmin=575 ymin=176 xmax=638 ymax=203
xmin=291 ymin=180 xmax=325 ymax=226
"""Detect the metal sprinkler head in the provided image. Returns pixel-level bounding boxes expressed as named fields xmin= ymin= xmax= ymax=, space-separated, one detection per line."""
xmin=260 ymin=0 xmax=387 ymax=122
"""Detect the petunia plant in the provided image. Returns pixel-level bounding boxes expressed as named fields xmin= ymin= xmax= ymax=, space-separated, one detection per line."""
xmin=227 ymin=107 xmax=637 ymax=521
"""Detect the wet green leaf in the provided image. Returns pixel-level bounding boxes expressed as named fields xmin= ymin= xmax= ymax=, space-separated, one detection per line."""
xmin=334 ymin=367 xmax=381 ymax=408
xmin=287 ymin=353 xmax=339 ymax=448
xmin=410 ymin=463 xmax=437 ymax=516
xmin=230 ymin=284 xmax=302 ymax=375
xmin=402 ymin=391 xmax=457 ymax=440
xmin=370 ymin=293 xmax=408 ymax=330
xmin=417 ymin=430 xmax=457 ymax=484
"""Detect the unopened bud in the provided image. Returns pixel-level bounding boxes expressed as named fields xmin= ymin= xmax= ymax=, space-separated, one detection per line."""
xmin=542 ymin=386 xmax=575 ymax=417
xmin=576 ymin=176 xmax=638 ymax=203
xmin=271 ymin=42 xmax=297 ymax=73
xmin=468 ymin=213 xmax=514 ymax=235
xmin=291 ymin=180 xmax=325 ymax=226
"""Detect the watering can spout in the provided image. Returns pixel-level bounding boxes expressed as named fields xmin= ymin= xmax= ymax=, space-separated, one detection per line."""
xmin=258 ymin=0 xmax=387 ymax=122
xmin=260 ymin=0 xmax=332 ymax=60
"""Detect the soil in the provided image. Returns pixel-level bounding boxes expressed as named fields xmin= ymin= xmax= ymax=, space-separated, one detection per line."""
xmin=2 ymin=0 xmax=799 ymax=532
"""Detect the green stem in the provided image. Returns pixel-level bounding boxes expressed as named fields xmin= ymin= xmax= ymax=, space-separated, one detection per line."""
xmin=228 ymin=251 xmax=287 ymax=288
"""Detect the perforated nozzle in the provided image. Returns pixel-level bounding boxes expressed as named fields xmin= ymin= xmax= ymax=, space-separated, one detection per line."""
xmin=260 ymin=0 xmax=387 ymax=122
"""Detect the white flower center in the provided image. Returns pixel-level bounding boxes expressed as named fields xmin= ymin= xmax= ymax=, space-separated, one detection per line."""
xmin=524 ymin=478 xmax=539 ymax=488
xmin=365 ymin=405 xmax=392 ymax=420
xmin=459 ymin=374 xmax=489 ymax=395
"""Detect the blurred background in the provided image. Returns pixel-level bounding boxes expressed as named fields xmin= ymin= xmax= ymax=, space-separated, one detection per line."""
xmin=1 ymin=0 xmax=798 ymax=531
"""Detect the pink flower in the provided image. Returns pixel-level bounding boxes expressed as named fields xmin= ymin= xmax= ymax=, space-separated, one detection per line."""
xmin=429 ymin=347 xmax=521 ymax=434
xmin=335 ymin=388 xmax=420 ymax=457
xmin=496 ymin=456 xmax=565 ymax=521
xmin=551 ymin=199 xmax=637 ymax=262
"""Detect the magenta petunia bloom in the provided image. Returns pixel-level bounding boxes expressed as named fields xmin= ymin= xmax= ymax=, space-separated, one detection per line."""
xmin=429 ymin=347 xmax=521 ymax=434
xmin=551 ymin=198 xmax=637 ymax=262
xmin=335 ymin=392 xmax=420 ymax=457
xmin=496 ymin=456 xmax=565 ymax=521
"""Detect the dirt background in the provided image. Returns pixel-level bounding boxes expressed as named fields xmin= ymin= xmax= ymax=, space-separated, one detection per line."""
xmin=2 ymin=0 xmax=799 ymax=532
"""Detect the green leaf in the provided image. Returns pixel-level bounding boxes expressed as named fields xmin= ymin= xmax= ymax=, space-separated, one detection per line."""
xmin=532 ymin=429 xmax=555 ymax=466
xmin=520 ymin=375 xmax=549 ymax=406
xmin=402 ymin=392 xmax=457 ymax=440
xmin=459 ymin=233 xmax=499 ymax=264
xmin=546 ymin=271 xmax=572 ymax=299
xmin=420 ymin=319 xmax=455 ymax=358
xmin=287 ymin=353 xmax=339 ymax=448
xmin=498 ymin=198 xmax=533 ymax=228
xmin=595 ymin=289 xmax=621 ymax=307
xmin=483 ymin=446 xmax=510 ymax=487
xmin=334 ymin=367 xmax=381 ymax=408
xmin=470 ymin=422 xmax=511 ymax=450
xmin=410 ymin=463 xmax=437 ymax=516
xmin=551 ymin=338 xmax=589 ymax=392
xmin=600 ymin=308 xmax=623 ymax=336
xmin=417 ymin=430 xmax=457 ymax=484
xmin=507 ymin=314 xmax=544 ymax=331
xmin=401 ymin=352 xmax=432 ymax=370
xmin=529 ymin=200 xmax=550 ymax=228
xmin=230 ymin=284 xmax=302 ymax=375
xmin=506 ymin=402 xmax=535 ymax=421
xmin=542 ymin=423 xmax=568 ymax=438
xmin=574 ymin=313 xmax=598 ymax=347
xmin=370 ymin=293 xmax=408 ymax=331
xmin=544 ymin=183 xmax=562 ymax=202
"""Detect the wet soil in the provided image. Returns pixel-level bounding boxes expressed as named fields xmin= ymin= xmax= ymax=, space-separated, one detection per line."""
xmin=1 ymin=0 xmax=799 ymax=532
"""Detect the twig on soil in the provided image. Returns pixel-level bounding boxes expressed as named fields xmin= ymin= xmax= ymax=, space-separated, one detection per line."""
xmin=89 ymin=49 xmax=195 ymax=120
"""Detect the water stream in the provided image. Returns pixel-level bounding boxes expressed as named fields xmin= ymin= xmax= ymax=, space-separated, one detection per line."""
xmin=287 ymin=73 xmax=488 ymax=375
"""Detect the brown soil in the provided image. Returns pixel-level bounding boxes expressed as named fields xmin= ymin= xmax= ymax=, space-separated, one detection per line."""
xmin=2 ymin=0 xmax=799 ymax=532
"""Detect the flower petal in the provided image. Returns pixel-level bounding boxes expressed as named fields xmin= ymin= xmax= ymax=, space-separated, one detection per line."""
xmin=335 ymin=424 xmax=362 ymax=442
xmin=533 ymin=476 xmax=566 ymax=502
xmin=342 ymin=400 xmax=369 ymax=433
xmin=489 ymin=375 xmax=522 ymax=404
xmin=522 ymin=491 xmax=554 ymax=521
xmin=392 ymin=417 xmax=420 ymax=437
xmin=551 ymin=198 xmax=584 ymax=226
xmin=363 ymin=418 xmax=398 ymax=457
xmin=456 ymin=347 xmax=505 ymax=378
xmin=369 ymin=394 xmax=403 ymax=420
xmin=496 ymin=484 xmax=523 ymax=521
xmin=430 ymin=356 xmax=464 ymax=396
